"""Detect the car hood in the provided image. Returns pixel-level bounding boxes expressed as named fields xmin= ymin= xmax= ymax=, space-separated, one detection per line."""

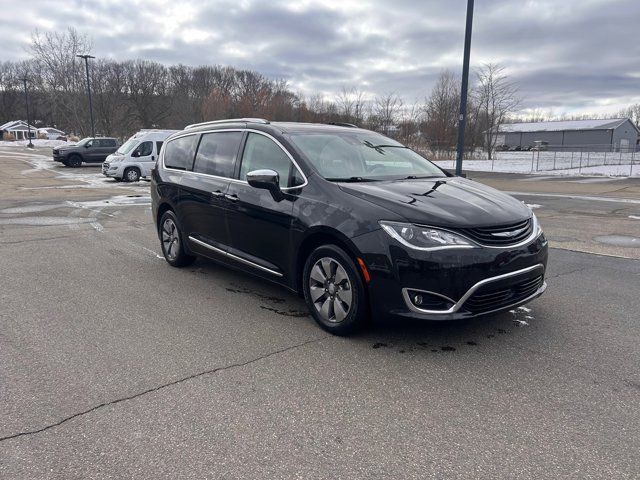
xmin=53 ymin=144 xmax=75 ymax=152
xmin=338 ymin=177 xmax=531 ymax=228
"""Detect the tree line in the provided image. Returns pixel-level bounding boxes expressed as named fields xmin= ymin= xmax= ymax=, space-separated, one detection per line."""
xmin=2 ymin=28 xmax=637 ymax=159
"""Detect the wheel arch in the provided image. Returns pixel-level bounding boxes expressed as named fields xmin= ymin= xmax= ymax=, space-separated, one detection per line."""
xmin=294 ymin=227 xmax=365 ymax=294
xmin=156 ymin=202 xmax=174 ymax=236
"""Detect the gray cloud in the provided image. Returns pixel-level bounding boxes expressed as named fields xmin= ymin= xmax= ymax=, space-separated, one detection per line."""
xmin=2 ymin=0 xmax=638 ymax=114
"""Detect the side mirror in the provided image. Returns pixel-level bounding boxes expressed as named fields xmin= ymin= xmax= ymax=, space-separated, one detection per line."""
xmin=247 ymin=169 xmax=283 ymax=201
xmin=84 ymin=143 xmax=91 ymax=148
xmin=132 ymin=150 xmax=140 ymax=157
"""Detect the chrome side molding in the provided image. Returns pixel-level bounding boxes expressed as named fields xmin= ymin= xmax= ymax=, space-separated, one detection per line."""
xmin=188 ymin=236 xmax=283 ymax=277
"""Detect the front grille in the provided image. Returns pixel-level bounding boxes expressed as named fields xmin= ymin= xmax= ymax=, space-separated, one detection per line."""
xmin=459 ymin=218 xmax=533 ymax=246
xmin=463 ymin=275 xmax=543 ymax=314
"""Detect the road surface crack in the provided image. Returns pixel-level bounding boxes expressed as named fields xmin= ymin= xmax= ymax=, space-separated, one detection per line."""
xmin=548 ymin=266 xmax=590 ymax=279
xmin=0 ymin=335 xmax=329 ymax=443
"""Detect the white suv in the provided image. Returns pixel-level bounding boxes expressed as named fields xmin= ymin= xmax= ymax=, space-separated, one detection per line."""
xmin=103 ymin=130 xmax=178 ymax=182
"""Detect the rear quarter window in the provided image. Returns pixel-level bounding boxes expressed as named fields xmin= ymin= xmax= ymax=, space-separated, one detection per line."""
xmin=164 ymin=135 xmax=199 ymax=170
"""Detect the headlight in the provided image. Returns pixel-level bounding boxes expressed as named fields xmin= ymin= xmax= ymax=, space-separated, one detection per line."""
xmin=532 ymin=212 xmax=543 ymax=236
xmin=379 ymin=221 xmax=477 ymax=251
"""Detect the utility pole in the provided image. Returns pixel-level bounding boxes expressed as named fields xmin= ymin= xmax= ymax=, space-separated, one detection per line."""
xmin=77 ymin=54 xmax=96 ymax=138
xmin=455 ymin=0 xmax=475 ymax=176
xmin=20 ymin=77 xmax=34 ymax=148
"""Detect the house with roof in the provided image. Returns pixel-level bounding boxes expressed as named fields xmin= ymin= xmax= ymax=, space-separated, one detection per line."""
xmin=0 ymin=120 xmax=38 ymax=141
xmin=490 ymin=118 xmax=639 ymax=152
xmin=37 ymin=127 xmax=66 ymax=140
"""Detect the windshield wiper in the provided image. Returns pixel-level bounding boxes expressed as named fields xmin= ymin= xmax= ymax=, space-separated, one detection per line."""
xmin=363 ymin=140 xmax=406 ymax=152
xmin=402 ymin=175 xmax=441 ymax=180
xmin=325 ymin=176 xmax=378 ymax=183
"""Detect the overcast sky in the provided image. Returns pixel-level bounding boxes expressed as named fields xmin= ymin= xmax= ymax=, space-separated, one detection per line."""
xmin=1 ymin=0 xmax=638 ymax=115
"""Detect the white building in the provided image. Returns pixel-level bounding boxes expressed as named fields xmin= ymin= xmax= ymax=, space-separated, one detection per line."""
xmin=0 ymin=120 xmax=38 ymax=140
xmin=37 ymin=127 xmax=66 ymax=140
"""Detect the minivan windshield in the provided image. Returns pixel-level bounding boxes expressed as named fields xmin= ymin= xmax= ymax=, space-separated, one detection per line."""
xmin=116 ymin=139 xmax=139 ymax=155
xmin=287 ymin=132 xmax=446 ymax=181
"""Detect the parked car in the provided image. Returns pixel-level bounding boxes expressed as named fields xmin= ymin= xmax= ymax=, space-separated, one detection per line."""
xmin=531 ymin=141 xmax=549 ymax=151
xmin=151 ymin=119 xmax=548 ymax=335
xmin=102 ymin=129 xmax=178 ymax=182
xmin=52 ymin=137 xmax=119 ymax=167
xmin=508 ymin=145 xmax=522 ymax=151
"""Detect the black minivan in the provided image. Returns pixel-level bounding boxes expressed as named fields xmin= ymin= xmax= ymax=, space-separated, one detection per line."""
xmin=151 ymin=119 xmax=548 ymax=335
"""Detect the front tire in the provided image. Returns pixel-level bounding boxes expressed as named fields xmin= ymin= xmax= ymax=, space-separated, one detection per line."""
xmin=67 ymin=154 xmax=82 ymax=168
xmin=302 ymin=245 xmax=368 ymax=335
xmin=123 ymin=167 xmax=141 ymax=182
xmin=159 ymin=211 xmax=195 ymax=267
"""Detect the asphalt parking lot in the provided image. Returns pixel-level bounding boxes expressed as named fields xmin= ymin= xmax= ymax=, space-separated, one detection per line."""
xmin=1 ymin=147 xmax=639 ymax=479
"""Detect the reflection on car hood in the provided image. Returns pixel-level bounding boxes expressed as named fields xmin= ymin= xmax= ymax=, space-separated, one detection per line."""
xmin=338 ymin=177 xmax=531 ymax=228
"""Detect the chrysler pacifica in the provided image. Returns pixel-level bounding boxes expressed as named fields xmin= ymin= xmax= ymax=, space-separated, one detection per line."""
xmin=151 ymin=119 xmax=548 ymax=335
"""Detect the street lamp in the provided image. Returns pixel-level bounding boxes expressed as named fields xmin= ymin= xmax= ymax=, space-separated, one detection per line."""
xmin=455 ymin=0 xmax=475 ymax=176
xmin=76 ymin=54 xmax=96 ymax=138
xmin=19 ymin=77 xmax=34 ymax=148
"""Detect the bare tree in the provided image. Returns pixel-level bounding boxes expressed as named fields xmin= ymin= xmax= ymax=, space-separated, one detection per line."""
xmin=29 ymin=28 xmax=92 ymax=134
xmin=473 ymin=63 xmax=521 ymax=159
xmin=373 ymin=93 xmax=403 ymax=135
xmin=423 ymin=70 xmax=460 ymax=154
xmin=617 ymin=103 xmax=640 ymax=128
xmin=336 ymin=86 xmax=367 ymax=125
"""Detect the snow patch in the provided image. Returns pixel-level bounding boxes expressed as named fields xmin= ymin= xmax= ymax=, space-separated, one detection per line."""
xmin=526 ymin=204 xmax=542 ymax=209
xmin=629 ymin=215 xmax=640 ymax=220
xmin=0 ymin=139 xmax=73 ymax=148
xmin=0 ymin=216 xmax=96 ymax=226
xmin=68 ymin=195 xmax=151 ymax=208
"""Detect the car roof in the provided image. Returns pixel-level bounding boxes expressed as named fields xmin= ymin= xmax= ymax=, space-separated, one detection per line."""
xmin=179 ymin=120 xmax=370 ymax=137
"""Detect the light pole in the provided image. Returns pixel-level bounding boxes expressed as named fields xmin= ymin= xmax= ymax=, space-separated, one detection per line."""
xmin=77 ymin=54 xmax=96 ymax=138
xmin=20 ymin=77 xmax=34 ymax=148
xmin=455 ymin=0 xmax=475 ymax=176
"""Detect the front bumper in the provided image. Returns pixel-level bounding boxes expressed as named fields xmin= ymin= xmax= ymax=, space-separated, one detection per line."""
xmin=352 ymin=228 xmax=549 ymax=321
xmin=102 ymin=162 xmax=124 ymax=178
xmin=52 ymin=153 xmax=66 ymax=162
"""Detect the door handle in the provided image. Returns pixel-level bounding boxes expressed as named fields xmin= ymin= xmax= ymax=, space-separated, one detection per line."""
xmin=224 ymin=193 xmax=239 ymax=202
xmin=211 ymin=190 xmax=225 ymax=198
xmin=151 ymin=155 xmax=155 ymax=161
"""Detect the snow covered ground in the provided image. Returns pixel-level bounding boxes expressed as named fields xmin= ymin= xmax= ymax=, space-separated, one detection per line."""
xmin=0 ymin=139 xmax=74 ymax=148
xmin=434 ymin=150 xmax=639 ymax=177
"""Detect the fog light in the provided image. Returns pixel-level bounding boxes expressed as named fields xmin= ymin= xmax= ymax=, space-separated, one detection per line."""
xmin=406 ymin=289 xmax=455 ymax=311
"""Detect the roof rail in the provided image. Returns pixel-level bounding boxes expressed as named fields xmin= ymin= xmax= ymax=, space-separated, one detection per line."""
xmin=327 ymin=122 xmax=358 ymax=128
xmin=185 ymin=118 xmax=270 ymax=130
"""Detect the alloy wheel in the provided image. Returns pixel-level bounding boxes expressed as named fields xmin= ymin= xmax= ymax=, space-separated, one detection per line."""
xmin=126 ymin=169 xmax=139 ymax=182
xmin=308 ymin=257 xmax=353 ymax=323
xmin=161 ymin=218 xmax=180 ymax=261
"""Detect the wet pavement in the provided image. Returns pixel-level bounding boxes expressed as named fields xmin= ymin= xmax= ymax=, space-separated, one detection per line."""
xmin=1 ymin=147 xmax=639 ymax=479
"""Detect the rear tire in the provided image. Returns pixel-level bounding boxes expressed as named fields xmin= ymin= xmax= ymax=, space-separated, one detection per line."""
xmin=302 ymin=245 xmax=368 ymax=335
xmin=123 ymin=167 xmax=141 ymax=182
xmin=67 ymin=154 xmax=82 ymax=168
xmin=159 ymin=210 xmax=196 ymax=267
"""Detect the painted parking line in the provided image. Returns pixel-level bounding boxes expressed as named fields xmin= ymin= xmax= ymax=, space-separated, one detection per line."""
xmin=506 ymin=191 xmax=640 ymax=205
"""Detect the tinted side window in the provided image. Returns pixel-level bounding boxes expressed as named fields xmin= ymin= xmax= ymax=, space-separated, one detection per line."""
xmin=240 ymin=133 xmax=298 ymax=188
xmin=105 ymin=139 xmax=117 ymax=147
xmin=137 ymin=141 xmax=153 ymax=156
xmin=164 ymin=135 xmax=198 ymax=170
xmin=193 ymin=132 xmax=243 ymax=177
